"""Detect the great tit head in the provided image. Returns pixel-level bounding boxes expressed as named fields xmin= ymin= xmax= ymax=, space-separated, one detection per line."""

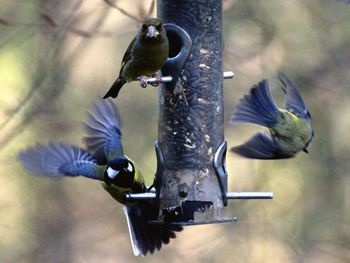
xmin=141 ymin=18 xmax=163 ymax=39
xmin=104 ymin=157 xmax=135 ymax=188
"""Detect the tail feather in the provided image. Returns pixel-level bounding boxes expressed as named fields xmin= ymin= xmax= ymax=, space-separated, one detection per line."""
xmin=103 ymin=78 xmax=126 ymax=99
xmin=123 ymin=203 xmax=183 ymax=256
xmin=231 ymin=79 xmax=280 ymax=127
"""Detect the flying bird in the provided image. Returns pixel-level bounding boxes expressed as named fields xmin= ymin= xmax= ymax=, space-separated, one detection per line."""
xmin=103 ymin=18 xmax=169 ymax=99
xmin=18 ymin=98 xmax=182 ymax=256
xmin=230 ymin=73 xmax=314 ymax=159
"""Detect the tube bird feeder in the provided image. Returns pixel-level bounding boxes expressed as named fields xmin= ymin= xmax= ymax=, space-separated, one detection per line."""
xmin=127 ymin=0 xmax=273 ymax=226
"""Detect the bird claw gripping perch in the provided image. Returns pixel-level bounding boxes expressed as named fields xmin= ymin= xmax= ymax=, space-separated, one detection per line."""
xmin=137 ymin=74 xmax=166 ymax=88
xmin=137 ymin=76 xmax=149 ymax=88
xmin=149 ymin=74 xmax=163 ymax=87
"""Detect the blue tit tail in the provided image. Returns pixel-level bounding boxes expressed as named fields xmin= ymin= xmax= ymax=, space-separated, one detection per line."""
xmin=231 ymin=79 xmax=280 ymax=127
xmin=103 ymin=77 xmax=127 ymax=99
xmin=231 ymin=131 xmax=293 ymax=159
xmin=124 ymin=203 xmax=183 ymax=256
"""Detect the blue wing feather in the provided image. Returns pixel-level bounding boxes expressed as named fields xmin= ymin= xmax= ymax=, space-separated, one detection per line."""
xmin=18 ymin=142 xmax=101 ymax=180
xmin=84 ymin=98 xmax=123 ymax=163
xmin=231 ymin=131 xmax=292 ymax=159
xmin=231 ymin=79 xmax=280 ymax=127
xmin=278 ymin=72 xmax=310 ymax=120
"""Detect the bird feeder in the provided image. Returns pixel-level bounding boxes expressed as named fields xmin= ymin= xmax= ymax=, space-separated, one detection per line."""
xmin=127 ymin=0 xmax=273 ymax=226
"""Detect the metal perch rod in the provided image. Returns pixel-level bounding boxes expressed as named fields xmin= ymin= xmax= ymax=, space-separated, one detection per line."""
xmin=226 ymin=192 xmax=273 ymax=199
xmin=144 ymin=71 xmax=234 ymax=85
xmin=125 ymin=191 xmax=273 ymax=202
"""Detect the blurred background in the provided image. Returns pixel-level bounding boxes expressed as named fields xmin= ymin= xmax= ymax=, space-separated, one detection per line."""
xmin=0 ymin=0 xmax=349 ymax=262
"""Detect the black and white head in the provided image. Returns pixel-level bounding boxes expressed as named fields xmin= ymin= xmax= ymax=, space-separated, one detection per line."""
xmin=104 ymin=157 xmax=135 ymax=188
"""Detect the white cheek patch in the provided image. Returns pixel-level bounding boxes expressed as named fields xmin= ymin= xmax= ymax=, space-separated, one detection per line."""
xmin=107 ymin=167 xmax=119 ymax=179
xmin=127 ymin=163 xmax=133 ymax=172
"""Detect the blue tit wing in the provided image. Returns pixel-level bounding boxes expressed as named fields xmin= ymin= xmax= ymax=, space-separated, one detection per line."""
xmin=231 ymin=131 xmax=291 ymax=159
xmin=278 ymin=72 xmax=311 ymax=120
xmin=124 ymin=203 xmax=183 ymax=256
xmin=84 ymin=98 xmax=123 ymax=164
xmin=18 ymin=142 xmax=101 ymax=180
xmin=231 ymin=79 xmax=280 ymax=127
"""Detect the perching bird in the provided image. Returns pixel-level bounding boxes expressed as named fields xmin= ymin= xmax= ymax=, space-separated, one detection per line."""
xmin=18 ymin=98 xmax=182 ymax=256
xmin=103 ymin=18 xmax=169 ymax=99
xmin=230 ymin=73 xmax=314 ymax=159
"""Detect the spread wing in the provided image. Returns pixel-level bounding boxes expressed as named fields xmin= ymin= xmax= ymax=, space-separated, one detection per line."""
xmin=278 ymin=72 xmax=310 ymax=120
xmin=84 ymin=98 xmax=124 ymax=164
xmin=231 ymin=79 xmax=280 ymax=127
xmin=231 ymin=131 xmax=292 ymax=159
xmin=18 ymin=143 xmax=101 ymax=180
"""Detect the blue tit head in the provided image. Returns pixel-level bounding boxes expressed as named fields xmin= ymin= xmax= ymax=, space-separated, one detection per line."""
xmin=141 ymin=18 xmax=164 ymax=39
xmin=104 ymin=157 xmax=135 ymax=188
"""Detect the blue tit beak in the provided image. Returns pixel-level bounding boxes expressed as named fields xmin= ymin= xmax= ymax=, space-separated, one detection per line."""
xmin=146 ymin=25 xmax=159 ymax=38
xmin=303 ymin=148 xmax=309 ymax=153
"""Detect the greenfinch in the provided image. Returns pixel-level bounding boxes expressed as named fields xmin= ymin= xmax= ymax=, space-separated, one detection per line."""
xmin=103 ymin=18 xmax=169 ymax=99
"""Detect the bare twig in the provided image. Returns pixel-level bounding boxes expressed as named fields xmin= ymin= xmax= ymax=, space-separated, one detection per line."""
xmin=0 ymin=12 xmax=132 ymax=38
xmin=103 ymin=0 xmax=142 ymax=22
xmin=0 ymin=17 xmax=16 ymax=26
xmin=0 ymin=1 xmax=111 ymax=149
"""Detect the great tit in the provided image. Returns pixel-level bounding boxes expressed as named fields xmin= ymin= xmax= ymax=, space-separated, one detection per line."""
xmin=230 ymin=73 xmax=314 ymax=159
xmin=103 ymin=18 xmax=169 ymax=99
xmin=18 ymin=98 xmax=182 ymax=256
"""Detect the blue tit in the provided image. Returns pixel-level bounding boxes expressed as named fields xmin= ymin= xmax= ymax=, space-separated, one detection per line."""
xmin=230 ymin=73 xmax=314 ymax=159
xmin=18 ymin=98 xmax=182 ymax=256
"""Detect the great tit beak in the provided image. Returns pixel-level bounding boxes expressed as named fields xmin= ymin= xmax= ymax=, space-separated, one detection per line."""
xmin=146 ymin=25 xmax=159 ymax=38
xmin=303 ymin=148 xmax=309 ymax=153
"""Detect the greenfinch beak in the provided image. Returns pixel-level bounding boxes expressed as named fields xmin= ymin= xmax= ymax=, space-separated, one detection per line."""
xmin=146 ymin=25 xmax=159 ymax=38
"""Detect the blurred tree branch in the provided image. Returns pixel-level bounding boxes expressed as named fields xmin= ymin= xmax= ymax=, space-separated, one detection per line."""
xmin=0 ymin=0 xmax=113 ymax=150
xmin=103 ymin=0 xmax=155 ymax=22
xmin=0 ymin=0 xmax=157 ymax=150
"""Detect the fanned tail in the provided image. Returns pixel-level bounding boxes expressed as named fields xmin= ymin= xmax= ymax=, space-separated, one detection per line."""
xmin=231 ymin=79 xmax=280 ymax=127
xmin=124 ymin=203 xmax=183 ymax=256
xmin=103 ymin=78 xmax=126 ymax=99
